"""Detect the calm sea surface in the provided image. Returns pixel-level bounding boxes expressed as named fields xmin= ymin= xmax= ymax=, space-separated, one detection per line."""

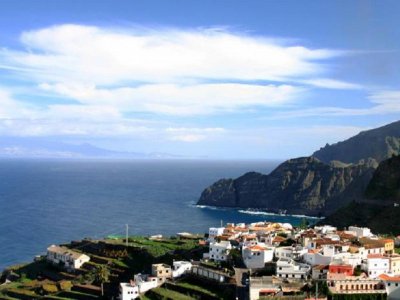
xmin=0 ymin=159 xmax=316 ymax=271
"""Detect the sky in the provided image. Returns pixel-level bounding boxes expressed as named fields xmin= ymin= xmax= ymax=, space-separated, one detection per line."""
xmin=0 ymin=0 xmax=399 ymax=159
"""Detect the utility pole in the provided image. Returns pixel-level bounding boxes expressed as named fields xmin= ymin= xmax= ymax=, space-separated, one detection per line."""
xmin=125 ymin=224 xmax=129 ymax=247
xmin=315 ymin=281 xmax=318 ymax=300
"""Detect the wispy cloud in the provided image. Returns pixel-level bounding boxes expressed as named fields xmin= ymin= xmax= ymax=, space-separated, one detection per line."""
xmin=0 ymin=24 xmax=356 ymax=118
xmin=269 ymin=90 xmax=400 ymax=119
xmin=166 ymin=127 xmax=225 ymax=142
xmin=2 ymin=24 xmax=339 ymax=84
xmin=39 ymin=82 xmax=301 ymax=115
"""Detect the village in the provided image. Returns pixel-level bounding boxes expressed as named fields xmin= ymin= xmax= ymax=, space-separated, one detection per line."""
xmin=1 ymin=221 xmax=400 ymax=300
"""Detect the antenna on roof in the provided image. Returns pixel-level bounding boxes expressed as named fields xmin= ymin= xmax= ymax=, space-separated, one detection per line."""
xmin=221 ymin=220 xmax=223 ymax=227
xmin=126 ymin=224 xmax=129 ymax=247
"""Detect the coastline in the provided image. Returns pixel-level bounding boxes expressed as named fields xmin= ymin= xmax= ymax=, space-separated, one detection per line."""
xmin=195 ymin=204 xmax=324 ymax=220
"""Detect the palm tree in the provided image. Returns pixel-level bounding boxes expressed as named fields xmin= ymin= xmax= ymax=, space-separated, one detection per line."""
xmin=94 ymin=265 xmax=110 ymax=297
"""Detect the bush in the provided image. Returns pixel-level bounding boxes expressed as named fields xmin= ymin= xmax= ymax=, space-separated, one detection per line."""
xmin=59 ymin=280 xmax=73 ymax=291
xmin=42 ymin=283 xmax=59 ymax=294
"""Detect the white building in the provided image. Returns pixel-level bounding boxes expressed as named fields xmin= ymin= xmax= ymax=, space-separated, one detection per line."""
xmin=172 ymin=261 xmax=192 ymax=278
xmin=303 ymin=246 xmax=335 ymax=266
xmin=249 ymin=276 xmax=280 ymax=300
xmin=333 ymin=252 xmax=362 ymax=268
xmin=119 ymin=282 xmax=139 ymax=300
xmin=314 ymin=225 xmax=337 ymax=234
xmin=133 ymin=274 xmax=158 ymax=293
xmin=275 ymin=246 xmax=307 ymax=261
xmin=379 ymin=274 xmax=400 ymax=300
xmin=276 ymin=258 xmax=311 ymax=280
xmin=348 ymin=226 xmax=373 ymax=238
xmin=46 ymin=245 xmax=90 ymax=271
xmin=208 ymin=227 xmax=225 ymax=242
xmin=361 ymin=254 xmax=390 ymax=278
xmin=208 ymin=241 xmax=232 ymax=262
xmin=242 ymin=244 xmax=274 ymax=269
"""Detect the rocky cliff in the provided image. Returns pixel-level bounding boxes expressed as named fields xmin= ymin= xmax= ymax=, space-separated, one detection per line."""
xmin=198 ymin=157 xmax=376 ymax=216
xmin=321 ymin=155 xmax=400 ymax=234
xmin=313 ymin=120 xmax=400 ymax=164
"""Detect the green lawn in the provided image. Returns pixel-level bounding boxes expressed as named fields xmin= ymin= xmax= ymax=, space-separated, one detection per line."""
xmin=174 ymin=281 xmax=219 ymax=297
xmin=149 ymin=287 xmax=195 ymax=300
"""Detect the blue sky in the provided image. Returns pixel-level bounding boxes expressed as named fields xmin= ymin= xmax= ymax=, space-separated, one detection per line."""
xmin=0 ymin=0 xmax=399 ymax=159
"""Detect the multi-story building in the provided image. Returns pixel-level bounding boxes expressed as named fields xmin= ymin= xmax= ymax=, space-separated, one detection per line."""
xmin=151 ymin=264 xmax=172 ymax=284
xmin=362 ymin=254 xmax=390 ymax=278
xmin=242 ymin=244 xmax=274 ymax=269
xmin=276 ymin=258 xmax=311 ymax=281
xmin=208 ymin=240 xmax=232 ymax=262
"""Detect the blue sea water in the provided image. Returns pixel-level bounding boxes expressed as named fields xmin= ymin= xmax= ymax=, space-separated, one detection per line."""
xmin=0 ymin=159 xmax=316 ymax=271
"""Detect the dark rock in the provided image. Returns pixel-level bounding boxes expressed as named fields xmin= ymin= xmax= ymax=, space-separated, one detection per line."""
xmin=313 ymin=120 xmax=400 ymax=164
xmin=197 ymin=157 xmax=375 ymax=216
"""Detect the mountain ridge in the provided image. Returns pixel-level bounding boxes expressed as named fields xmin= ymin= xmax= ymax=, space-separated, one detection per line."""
xmin=197 ymin=120 xmax=400 ymax=216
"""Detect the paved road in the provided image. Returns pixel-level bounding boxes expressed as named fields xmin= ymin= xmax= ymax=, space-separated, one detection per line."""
xmin=234 ymin=268 xmax=249 ymax=300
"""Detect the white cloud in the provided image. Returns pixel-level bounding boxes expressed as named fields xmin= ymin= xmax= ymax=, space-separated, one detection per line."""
xmin=166 ymin=127 xmax=225 ymax=142
xmin=269 ymin=90 xmax=400 ymax=119
xmin=0 ymin=88 xmax=34 ymax=118
xmin=300 ymin=78 xmax=363 ymax=90
xmin=39 ymin=82 xmax=301 ymax=115
xmin=0 ymin=24 xmax=364 ymax=120
xmin=1 ymin=24 xmax=340 ymax=85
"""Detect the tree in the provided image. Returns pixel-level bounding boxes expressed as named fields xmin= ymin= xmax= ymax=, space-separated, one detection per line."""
xmin=299 ymin=218 xmax=309 ymax=229
xmin=94 ymin=265 xmax=110 ymax=297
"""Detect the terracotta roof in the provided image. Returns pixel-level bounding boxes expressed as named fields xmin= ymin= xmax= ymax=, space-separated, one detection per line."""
xmin=249 ymin=245 xmax=268 ymax=251
xmin=379 ymin=274 xmax=400 ymax=282
xmin=381 ymin=239 xmax=394 ymax=243
xmin=308 ymin=249 xmax=321 ymax=254
xmin=259 ymin=289 xmax=278 ymax=293
xmin=367 ymin=254 xmax=386 ymax=259
xmin=273 ymin=236 xmax=286 ymax=243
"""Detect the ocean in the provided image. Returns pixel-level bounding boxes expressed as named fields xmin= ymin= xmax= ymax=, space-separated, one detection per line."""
xmin=0 ymin=159 xmax=317 ymax=271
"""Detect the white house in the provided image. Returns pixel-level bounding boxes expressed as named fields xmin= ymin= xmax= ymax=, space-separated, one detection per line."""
xmin=361 ymin=254 xmax=390 ymax=278
xmin=358 ymin=246 xmax=385 ymax=260
xmin=333 ymin=252 xmax=362 ymax=268
xmin=379 ymin=274 xmax=400 ymax=300
xmin=133 ymin=274 xmax=158 ymax=293
xmin=242 ymin=244 xmax=274 ymax=269
xmin=119 ymin=282 xmax=139 ymax=300
xmin=275 ymin=246 xmax=307 ymax=261
xmin=208 ymin=227 xmax=225 ymax=242
xmin=208 ymin=241 xmax=232 ymax=262
xmin=348 ymin=226 xmax=373 ymax=238
xmin=46 ymin=245 xmax=90 ymax=271
xmin=314 ymin=225 xmax=337 ymax=234
xmin=172 ymin=261 xmax=192 ymax=278
xmin=303 ymin=246 xmax=335 ymax=266
xmin=276 ymin=258 xmax=311 ymax=280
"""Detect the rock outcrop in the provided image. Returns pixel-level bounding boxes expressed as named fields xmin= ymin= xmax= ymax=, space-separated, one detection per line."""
xmin=198 ymin=157 xmax=376 ymax=216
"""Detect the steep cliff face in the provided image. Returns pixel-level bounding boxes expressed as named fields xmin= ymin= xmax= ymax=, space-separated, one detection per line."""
xmin=365 ymin=154 xmax=400 ymax=201
xmin=313 ymin=120 xmax=400 ymax=164
xmin=321 ymin=155 xmax=400 ymax=234
xmin=198 ymin=157 xmax=375 ymax=216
